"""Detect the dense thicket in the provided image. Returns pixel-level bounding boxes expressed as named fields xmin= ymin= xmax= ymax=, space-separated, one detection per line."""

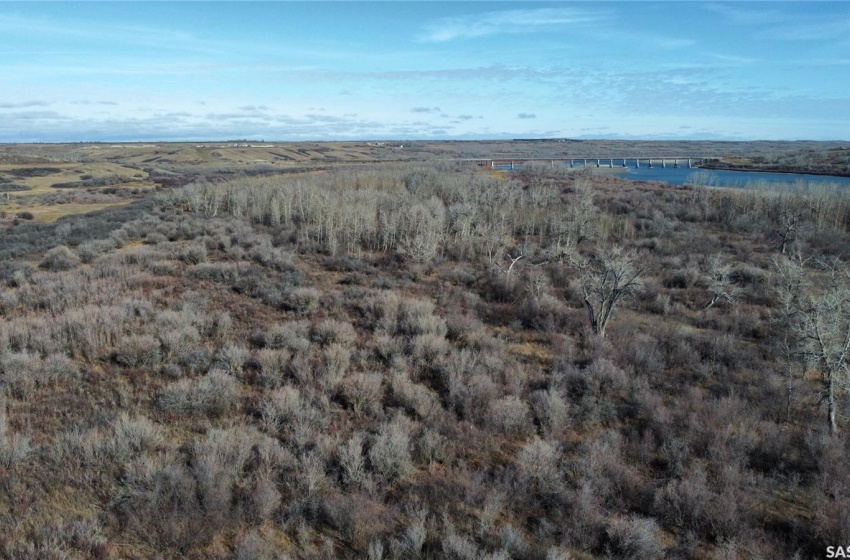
xmin=1 ymin=163 xmax=850 ymax=558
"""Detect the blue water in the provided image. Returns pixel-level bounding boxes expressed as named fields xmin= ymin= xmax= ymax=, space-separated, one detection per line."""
xmin=622 ymin=166 xmax=850 ymax=189
xmin=496 ymin=162 xmax=850 ymax=189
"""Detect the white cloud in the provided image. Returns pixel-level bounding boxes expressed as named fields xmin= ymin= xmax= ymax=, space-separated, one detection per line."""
xmin=418 ymin=8 xmax=607 ymax=43
xmin=704 ymin=4 xmax=792 ymax=26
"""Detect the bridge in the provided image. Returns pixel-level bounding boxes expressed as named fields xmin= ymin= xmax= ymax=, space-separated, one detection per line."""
xmin=479 ymin=157 xmax=712 ymax=170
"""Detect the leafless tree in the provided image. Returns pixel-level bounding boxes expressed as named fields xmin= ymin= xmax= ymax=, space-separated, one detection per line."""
xmin=572 ymin=245 xmax=644 ymax=339
xmin=703 ymin=255 xmax=740 ymax=309
xmin=769 ymin=193 xmax=806 ymax=255
xmin=775 ymin=253 xmax=850 ymax=435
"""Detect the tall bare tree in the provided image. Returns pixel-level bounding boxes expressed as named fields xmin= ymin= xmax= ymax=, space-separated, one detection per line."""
xmin=775 ymin=253 xmax=850 ymax=435
xmin=572 ymin=245 xmax=644 ymax=339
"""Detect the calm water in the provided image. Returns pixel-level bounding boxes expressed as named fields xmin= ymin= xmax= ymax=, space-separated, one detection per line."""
xmin=496 ymin=162 xmax=850 ymax=189
xmin=622 ymin=165 xmax=850 ymax=189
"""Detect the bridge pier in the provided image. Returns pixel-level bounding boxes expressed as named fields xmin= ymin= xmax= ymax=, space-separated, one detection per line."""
xmin=636 ymin=159 xmax=640 ymax=168
xmin=674 ymin=158 xmax=679 ymax=168
xmin=596 ymin=159 xmax=600 ymax=167
xmin=510 ymin=161 xmax=514 ymax=170
xmin=583 ymin=159 xmax=587 ymax=167
xmin=662 ymin=159 xmax=666 ymax=168
xmin=622 ymin=159 xmax=627 ymax=168
xmin=648 ymin=159 xmax=653 ymax=168
xmin=688 ymin=159 xmax=692 ymax=168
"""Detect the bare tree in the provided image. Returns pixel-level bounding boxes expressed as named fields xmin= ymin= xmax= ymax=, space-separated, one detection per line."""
xmin=492 ymin=252 xmax=523 ymax=285
xmin=547 ymin=179 xmax=599 ymax=248
xmin=776 ymin=207 xmax=803 ymax=255
xmin=703 ymin=255 xmax=740 ymax=309
xmin=775 ymin=253 xmax=850 ymax=435
xmin=770 ymin=194 xmax=806 ymax=255
xmin=572 ymin=245 xmax=644 ymax=339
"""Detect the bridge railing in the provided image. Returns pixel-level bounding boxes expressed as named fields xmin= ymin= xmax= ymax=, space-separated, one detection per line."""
xmin=482 ymin=157 xmax=713 ymax=170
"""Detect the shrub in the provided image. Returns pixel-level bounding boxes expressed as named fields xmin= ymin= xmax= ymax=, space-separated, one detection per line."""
xmin=114 ymin=335 xmax=162 ymax=369
xmin=605 ymin=515 xmax=664 ymax=559
xmin=147 ymin=260 xmax=178 ymax=276
xmin=0 ymin=183 xmax=30 ymax=193
xmin=341 ymin=372 xmax=384 ymax=417
xmin=487 ymin=395 xmax=533 ymax=437
xmin=40 ymin=352 xmax=79 ymax=382
xmin=563 ymin=358 xmax=629 ymax=424
xmin=112 ymin=413 xmax=164 ymax=456
xmin=157 ymin=370 xmax=240 ymax=416
xmin=112 ymin=453 xmax=214 ymax=550
xmin=369 ymin=416 xmax=414 ymax=483
xmin=519 ymin=293 xmax=568 ymax=332
xmin=191 ymin=426 xmax=259 ymax=517
xmin=41 ymin=245 xmax=81 ymax=271
xmin=363 ymin=292 xmax=447 ymax=338
xmin=310 ymin=319 xmax=357 ymax=347
xmin=653 ymin=464 xmax=713 ymax=535
xmin=77 ymin=239 xmax=118 ymax=263
xmin=255 ymin=348 xmax=292 ymax=387
xmin=318 ymin=343 xmax=350 ymax=393
xmin=260 ymin=385 xmax=305 ymax=433
xmin=338 ymin=432 xmax=368 ymax=490
xmin=517 ymin=436 xmax=563 ymax=499
xmin=565 ymin=482 xmax=607 ymax=550
xmin=179 ymin=243 xmax=208 ymax=264
xmin=0 ymin=398 xmax=31 ymax=469
xmin=235 ymin=530 xmax=286 ymax=560
xmin=281 ymin=287 xmax=321 ymax=315
xmin=389 ymin=370 xmax=441 ymax=420
xmin=215 ymin=343 xmax=250 ymax=376
xmin=500 ymin=525 xmax=530 ymax=558
xmin=409 ymin=333 xmax=450 ymax=369
xmin=255 ymin=321 xmax=312 ymax=354
xmin=260 ymin=385 xmax=325 ymax=450
xmin=188 ymin=261 xmax=241 ymax=283
xmin=1 ymin=517 xmax=109 ymax=558
xmin=531 ymin=388 xmax=570 ymax=436
xmin=615 ymin=333 xmax=666 ymax=377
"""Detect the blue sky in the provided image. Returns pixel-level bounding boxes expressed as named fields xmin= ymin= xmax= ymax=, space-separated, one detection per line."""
xmin=1 ymin=1 xmax=848 ymax=142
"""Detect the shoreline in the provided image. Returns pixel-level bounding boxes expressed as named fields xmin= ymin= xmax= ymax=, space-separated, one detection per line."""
xmin=697 ymin=163 xmax=850 ymax=179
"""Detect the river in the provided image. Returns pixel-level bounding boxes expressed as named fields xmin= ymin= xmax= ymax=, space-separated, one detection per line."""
xmin=622 ymin=166 xmax=850 ymax=189
xmin=494 ymin=161 xmax=850 ymax=189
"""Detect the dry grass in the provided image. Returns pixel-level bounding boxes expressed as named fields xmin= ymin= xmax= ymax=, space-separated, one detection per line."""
xmin=3 ymin=200 xmax=133 ymax=222
xmin=0 ymin=162 xmax=150 ymax=196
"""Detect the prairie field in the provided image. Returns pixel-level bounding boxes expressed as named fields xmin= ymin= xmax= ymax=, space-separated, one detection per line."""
xmin=1 ymin=141 xmax=850 ymax=558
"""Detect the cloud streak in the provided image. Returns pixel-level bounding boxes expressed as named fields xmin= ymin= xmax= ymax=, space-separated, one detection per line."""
xmin=418 ymin=8 xmax=607 ymax=42
xmin=0 ymin=100 xmax=50 ymax=109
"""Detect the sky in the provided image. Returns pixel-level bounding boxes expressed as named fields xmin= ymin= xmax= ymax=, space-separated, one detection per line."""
xmin=1 ymin=1 xmax=849 ymax=142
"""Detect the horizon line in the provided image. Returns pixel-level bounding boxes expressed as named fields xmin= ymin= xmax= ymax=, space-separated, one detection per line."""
xmin=3 ymin=138 xmax=850 ymax=145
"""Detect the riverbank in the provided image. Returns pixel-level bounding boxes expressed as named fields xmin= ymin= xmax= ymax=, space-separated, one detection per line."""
xmin=698 ymin=162 xmax=850 ymax=179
